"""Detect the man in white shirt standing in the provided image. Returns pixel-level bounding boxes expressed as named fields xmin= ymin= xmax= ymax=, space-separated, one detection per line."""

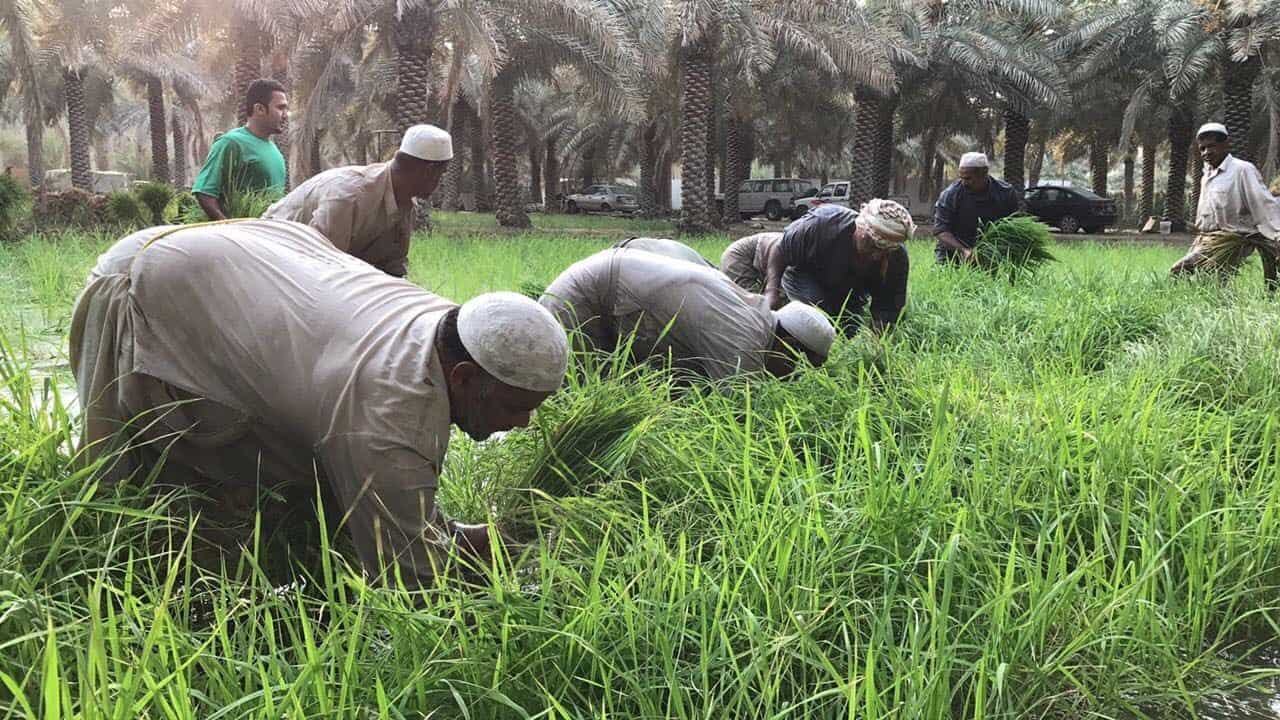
xmin=1171 ymin=122 xmax=1280 ymax=291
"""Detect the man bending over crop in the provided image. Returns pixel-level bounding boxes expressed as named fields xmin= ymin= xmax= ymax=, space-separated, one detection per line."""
xmin=262 ymin=125 xmax=452 ymax=277
xmin=70 ymin=219 xmax=568 ymax=584
xmin=1171 ymin=122 xmax=1280 ymax=291
xmin=760 ymin=199 xmax=914 ymax=333
xmin=932 ymin=152 xmax=1020 ymax=264
xmin=611 ymin=236 xmax=714 ymax=268
xmin=539 ymin=248 xmax=834 ymax=380
xmin=720 ymin=231 xmax=782 ymax=293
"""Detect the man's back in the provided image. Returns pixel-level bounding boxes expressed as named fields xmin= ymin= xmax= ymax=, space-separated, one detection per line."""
xmin=103 ymin=220 xmax=452 ymax=447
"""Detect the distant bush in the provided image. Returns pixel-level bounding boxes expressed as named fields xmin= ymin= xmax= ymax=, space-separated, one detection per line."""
xmin=135 ymin=182 xmax=176 ymax=225
xmin=0 ymin=172 xmax=30 ymax=241
xmin=34 ymin=188 xmax=103 ymax=229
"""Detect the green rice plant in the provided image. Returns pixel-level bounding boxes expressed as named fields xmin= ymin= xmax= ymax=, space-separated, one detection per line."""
xmin=518 ymin=279 xmax=547 ymax=299
xmin=134 ymin=182 xmax=176 ymax=225
xmin=974 ymin=213 xmax=1056 ymax=281
xmin=179 ymin=187 xmax=281 ymax=223
xmin=103 ymin=190 xmax=149 ymax=228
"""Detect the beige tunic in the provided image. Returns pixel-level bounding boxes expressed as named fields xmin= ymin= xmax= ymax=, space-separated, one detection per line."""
xmin=539 ymin=248 xmax=777 ymax=380
xmin=263 ymin=162 xmax=413 ymax=276
xmin=720 ymin=232 xmax=782 ymax=293
xmin=1195 ymin=155 xmax=1280 ymax=240
xmin=71 ymin=219 xmax=455 ymax=582
xmin=612 ymin=237 xmax=713 ymax=267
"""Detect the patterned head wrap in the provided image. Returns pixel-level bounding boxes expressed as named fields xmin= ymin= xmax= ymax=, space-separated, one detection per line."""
xmin=855 ymin=198 xmax=915 ymax=250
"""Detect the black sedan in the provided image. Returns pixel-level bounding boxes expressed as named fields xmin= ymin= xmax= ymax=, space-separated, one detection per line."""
xmin=1023 ymin=185 xmax=1118 ymax=234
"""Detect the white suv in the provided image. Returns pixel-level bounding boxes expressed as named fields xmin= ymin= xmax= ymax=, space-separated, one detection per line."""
xmin=564 ymin=184 xmax=639 ymax=213
xmin=791 ymin=180 xmax=851 ymax=218
xmin=727 ymin=178 xmax=819 ymax=221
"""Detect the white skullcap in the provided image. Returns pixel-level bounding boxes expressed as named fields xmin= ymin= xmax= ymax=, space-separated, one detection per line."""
xmin=458 ymin=292 xmax=568 ymax=392
xmin=959 ymin=152 xmax=989 ymax=169
xmin=1197 ymin=122 xmax=1229 ymax=138
xmin=774 ymin=302 xmax=835 ymax=359
xmin=400 ymin=124 xmax=453 ymax=161
xmin=857 ymin=198 xmax=916 ymax=249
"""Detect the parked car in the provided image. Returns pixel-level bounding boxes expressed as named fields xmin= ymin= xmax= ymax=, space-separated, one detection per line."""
xmin=1023 ymin=185 xmax=1117 ymax=234
xmin=565 ymin=184 xmax=639 ymax=213
xmin=791 ymin=181 xmax=851 ymax=218
xmin=715 ymin=178 xmax=818 ymax=221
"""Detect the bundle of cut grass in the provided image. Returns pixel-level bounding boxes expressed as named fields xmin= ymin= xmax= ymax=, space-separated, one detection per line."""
xmin=519 ymin=279 xmax=547 ymax=300
xmin=180 ymin=188 xmax=282 ymax=223
xmin=1195 ymin=230 xmax=1270 ymax=273
xmin=973 ymin=213 xmax=1055 ymax=281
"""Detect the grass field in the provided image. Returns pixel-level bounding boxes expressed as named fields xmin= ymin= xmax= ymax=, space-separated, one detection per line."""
xmin=2 ymin=212 xmax=1280 ymax=718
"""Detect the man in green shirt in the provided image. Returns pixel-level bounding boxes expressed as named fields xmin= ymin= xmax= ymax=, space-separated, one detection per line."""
xmin=192 ymin=79 xmax=289 ymax=220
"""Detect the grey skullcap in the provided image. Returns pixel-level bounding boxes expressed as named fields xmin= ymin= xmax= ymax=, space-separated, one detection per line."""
xmin=774 ymin=302 xmax=835 ymax=358
xmin=1197 ymin=122 xmax=1228 ymax=139
xmin=457 ymin=292 xmax=568 ymax=392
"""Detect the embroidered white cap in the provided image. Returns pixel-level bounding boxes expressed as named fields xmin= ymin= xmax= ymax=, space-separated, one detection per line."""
xmin=400 ymin=124 xmax=453 ymax=162
xmin=458 ymin=292 xmax=568 ymax=392
xmin=1197 ymin=122 xmax=1229 ymax=138
xmin=773 ymin=302 xmax=835 ymax=359
xmin=959 ymin=152 xmax=990 ymax=169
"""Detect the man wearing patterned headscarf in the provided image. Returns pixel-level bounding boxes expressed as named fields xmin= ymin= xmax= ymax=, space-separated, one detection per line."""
xmin=760 ymin=199 xmax=915 ymax=333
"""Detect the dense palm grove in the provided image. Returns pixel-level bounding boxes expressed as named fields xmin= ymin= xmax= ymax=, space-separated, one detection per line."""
xmin=2 ymin=0 xmax=1280 ymax=234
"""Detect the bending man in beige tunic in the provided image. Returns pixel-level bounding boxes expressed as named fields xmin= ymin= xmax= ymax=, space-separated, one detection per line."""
xmin=539 ymin=248 xmax=834 ymax=380
xmin=611 ymin=236 xmax=713 ymax=267
xmin=70 ymin=219 xmax=568 ymax=584
xmin=262 ymin=124 xmax=452 ymax=277
xmin=720 ymin=231 xmax=782 ymax=293
xmin=1171 ymin=122 xmax=1280 ymax=291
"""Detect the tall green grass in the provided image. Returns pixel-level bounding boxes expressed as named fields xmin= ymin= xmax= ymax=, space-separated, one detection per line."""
xmin=1 ymin=228 xmax=1279 ymax=718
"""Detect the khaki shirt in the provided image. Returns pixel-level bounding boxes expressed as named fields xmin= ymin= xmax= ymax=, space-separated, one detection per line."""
xmin=91 ymin=220 xmax=455 ymax=582
xmin=263 ymin=162 xmax=413 ymax=276
xmin=1196 ymin=154 xmax=1280 ymax=240
xmin=540 ymin=248 xmax=777 ymax=380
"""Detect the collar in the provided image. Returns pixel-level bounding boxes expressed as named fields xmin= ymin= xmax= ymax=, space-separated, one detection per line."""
xmin=376 ymin=161 xmax=401 ymax=214
xmin=1207 ymin=154 xmax=1235 ymax=177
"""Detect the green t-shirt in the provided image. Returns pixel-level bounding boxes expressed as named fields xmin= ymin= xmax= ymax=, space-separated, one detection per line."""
xmin=192 ymin=126 xmax=286 ymax=202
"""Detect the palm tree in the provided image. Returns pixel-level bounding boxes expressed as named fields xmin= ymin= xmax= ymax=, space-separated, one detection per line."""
xmin=1 ymin=0 xmax=45 ymax=187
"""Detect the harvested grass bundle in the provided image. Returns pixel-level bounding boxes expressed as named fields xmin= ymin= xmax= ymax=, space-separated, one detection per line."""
xmin=1194 ymin=230 xmax=1271 ymax=272
xmin=974 ymin=214 xmax=1055 ymax=280
xmin=519 ymin=279 xmax=547 ymax=300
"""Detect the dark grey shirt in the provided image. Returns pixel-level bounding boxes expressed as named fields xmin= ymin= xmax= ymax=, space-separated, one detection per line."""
xmin=778 ymin=204 xmax=909 ymax=329
xmin=932 ymin=177 xmax=1020 ymax=260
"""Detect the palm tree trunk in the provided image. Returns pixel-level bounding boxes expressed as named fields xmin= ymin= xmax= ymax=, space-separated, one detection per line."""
xmin=544 ymin=132 xmax=561 ymax=213
xmin=1164 ymin=105 xmax=1194 ymax=232
xmin=1123 ymin=152 xmax=1135 ymax=222
xmin=441 ymin=97 xmax=466 ymax=210
xmin=309 ymin=128 xmax=324 ymax=178
xmin=471 ymin=103 xmax=492 ymax=211
xmin=1028 ymin=140 xmax=1045 ymax=188
xmin=1139 ymin=133 xmax=1155 ymax=221
xmin=850 ymin=86 xmax=880 ymax=206
xmin=270 ymin=56 xmax=292 ymax=189
xmin=1223 ymin=49 xmax=1261 ymax=162
xmin=638 ymin=120 xmax=657 ymax=217
xmin=393 ymin=4 xmax=434 ymax=135
xmin=705 ymin=83 xmax=719 ymax=229
xmin=528 ymin=139 xmax=543 ymax=206
xmin=658 ymin=147 xmax=673 ymax=211
xmin=64 ymin=68 xmax=92 ymax=191
xmin=146 ymin=75 xmax=170 ymax=183
xmin=722 ymin=114 xmax=745 ymax=223
xmin=678 ymin=35 xmax=714 ymax=233
xmin=233 ymin=15 xmax=262 ymax=124
xmin=1090 ymin=130 xmax=1108 ymax=196
xmin=171 ymin=110 xmax=187 ymax=187
xmin=25 ymin=114 xmax=44 ymax=189
xmin=1002 ymin=107 xmax=1029 ymax=191
xmin=873 ymin=94 xmax=897 ymax=198
xmin=491 ymin=74 xmax=529 ymax=228
xmin=1187 ymin=136 xmax=1203 ymax=224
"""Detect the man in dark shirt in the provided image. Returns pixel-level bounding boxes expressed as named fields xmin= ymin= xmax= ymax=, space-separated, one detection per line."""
xmin=932 ymin=152 xmax=1021 ymax=263
xmin=761 ymin=200 xmax=915 ymax=333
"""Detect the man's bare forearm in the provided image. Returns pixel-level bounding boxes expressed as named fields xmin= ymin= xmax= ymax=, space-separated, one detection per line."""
xmin=196 ymin=193 xmax=227 ymax=221
xmin=762 ymin=243 xmax=786 ymax=309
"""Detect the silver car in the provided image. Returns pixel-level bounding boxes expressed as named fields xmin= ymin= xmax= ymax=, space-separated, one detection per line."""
xmin=565 ymin=184 xmax=639 ymax=213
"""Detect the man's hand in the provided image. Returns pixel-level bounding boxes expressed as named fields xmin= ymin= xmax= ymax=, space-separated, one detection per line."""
xmin=763 ymin=287 xmax=782 ymax=310
xmin=961 ymin=247 xmax=975 ymax=263
xmin=195 ymin=192 xmax=227 ymax=221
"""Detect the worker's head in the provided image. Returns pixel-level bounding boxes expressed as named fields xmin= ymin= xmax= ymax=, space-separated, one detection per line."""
xmin=766 ymin=302 xmax=835 ymax=377
xmin=1197 ymin=122 xmax=1230 ymax=169
xmin=958 ymin=152 xmax=990 ymax=193
xmin=392 ymin=125 xmax=453 ymax=199
xmin=438 ymin=292 xmax=569 ymax=440
xmin=852 ymin=198 xmax=914 ymax=263
xmin=244 ymin=79 xmax=289 ymax=135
